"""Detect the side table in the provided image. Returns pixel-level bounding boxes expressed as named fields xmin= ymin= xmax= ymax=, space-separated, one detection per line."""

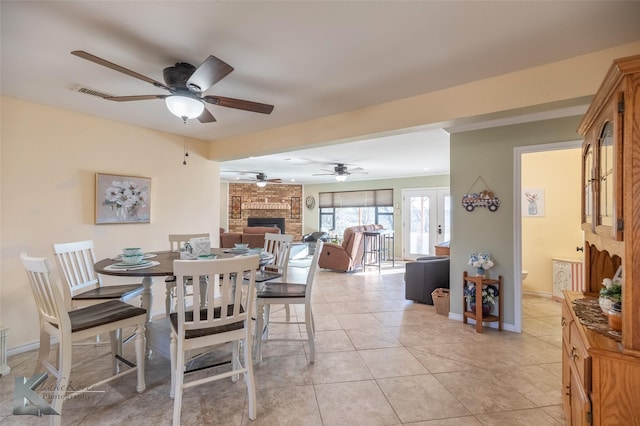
xmin=462 ymin=271 xmax=503 ymax=333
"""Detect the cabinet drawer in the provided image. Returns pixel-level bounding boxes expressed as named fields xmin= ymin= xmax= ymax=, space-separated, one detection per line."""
xmin=569 ymin=321 xmax=592 ymax=391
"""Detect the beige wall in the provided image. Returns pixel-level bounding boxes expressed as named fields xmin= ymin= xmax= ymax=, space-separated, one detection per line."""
xmin=522 ymin=149 xmax=583 ymax=295
xmin=1 ymin=97 xmax=221 ymax=351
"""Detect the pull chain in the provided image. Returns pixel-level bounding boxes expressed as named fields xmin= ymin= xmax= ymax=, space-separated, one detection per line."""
xmin=183 ymin=139 xmax=189 ymax=165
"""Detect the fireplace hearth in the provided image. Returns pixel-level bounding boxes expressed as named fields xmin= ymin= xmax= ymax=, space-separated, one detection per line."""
xmin=247 ymin=217 xmax=285 ymax=234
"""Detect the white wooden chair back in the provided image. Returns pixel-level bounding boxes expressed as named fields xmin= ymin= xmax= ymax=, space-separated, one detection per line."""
xmin=52 ymin=240 xmax=100 ymax=308
xmin=304 ymin=240 xmax=323 ymax=298
xmin=173 ymin=255 xmax=259 ymax=338
xmin=21 ymin=253 xmax=69 ymax=333
xmin=263 ymin=233 xmax=294 ymax=281
xmin=169 ymin=233 xmax=210 ymax=252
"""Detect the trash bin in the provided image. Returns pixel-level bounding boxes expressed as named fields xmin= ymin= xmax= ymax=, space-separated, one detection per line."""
xmin=431 ymin=288 xmax=450 ymax=316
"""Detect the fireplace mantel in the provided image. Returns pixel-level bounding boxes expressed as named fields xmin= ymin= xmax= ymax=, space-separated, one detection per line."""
xmin=242 ymin=202 xmax=289 ymax=210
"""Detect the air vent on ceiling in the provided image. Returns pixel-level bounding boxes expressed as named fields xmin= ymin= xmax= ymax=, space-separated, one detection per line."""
xmin=73 ymin=85 xmax=112 ymax=98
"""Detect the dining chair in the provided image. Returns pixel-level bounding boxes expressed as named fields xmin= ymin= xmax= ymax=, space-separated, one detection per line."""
xmin=254 ymin=240 xmax=323 ymax=363
xmin=20 ymin=253 xmax=146 ymax=426
xmin=53 ymin=240 xmax=145 ymax=347
xmin=170 ymin=255 xmax=260 ymax=424
xmin=52 ymin=240 xmax=144 ymax=310
xmin=261 ymin=233 xmax=294 ymax=323
xmin=165 ymin=233 xmax=210 ymax=315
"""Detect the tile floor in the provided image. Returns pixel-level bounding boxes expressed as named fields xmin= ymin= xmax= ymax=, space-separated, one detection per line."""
xmin=0 ymin=263 xmax=565 ymax=425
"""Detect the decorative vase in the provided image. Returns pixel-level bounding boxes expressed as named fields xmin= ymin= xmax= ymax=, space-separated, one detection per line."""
xmin=476 ymin=267 xmax=485 ymax=277
xmin=471 ymin=302 xmax=493 ymax=315
xmin=528 ymin=200 xmax=538 ymax=215
xmin=125 ymin=206 xmax=139 ymax=221
xmin=115 ymin=206 xmax=126 ymax=221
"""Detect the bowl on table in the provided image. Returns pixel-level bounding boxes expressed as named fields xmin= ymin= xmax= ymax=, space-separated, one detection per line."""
xmin=122 ymin=253 xmax=144 ymax=264
xmin=234 ymin=243 xmax=249 ymax=250
xmin=123 ymin=247 xmax=142 ymax=256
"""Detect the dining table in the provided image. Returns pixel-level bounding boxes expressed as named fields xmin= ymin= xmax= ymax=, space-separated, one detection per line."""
xmin=94 ymin=248 xmax=274 ymax=358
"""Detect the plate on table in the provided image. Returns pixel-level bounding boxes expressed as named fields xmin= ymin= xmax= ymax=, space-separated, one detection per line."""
xmin=108 ymin=260 xmax=155 ymax=269
xmin=227 ymin=248 xmax=249 ymax=254
xmin=113 ymin=253 xmax=157 ymax=261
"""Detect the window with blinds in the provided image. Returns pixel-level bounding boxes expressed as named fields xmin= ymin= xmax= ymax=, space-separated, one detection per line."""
xmin=318 ymin=189 xmax=393 ymax=208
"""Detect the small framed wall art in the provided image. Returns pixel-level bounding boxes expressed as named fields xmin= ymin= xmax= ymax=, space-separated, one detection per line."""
xmin=231 ymin=196 xmax=242 ymax=219
xmin=95 ymin=173 xmax=151 ymax=224
xmin=522 ymin=188 xmax=545 ymax=217
xmin=291 ymin=197 xmax=301 ymax=219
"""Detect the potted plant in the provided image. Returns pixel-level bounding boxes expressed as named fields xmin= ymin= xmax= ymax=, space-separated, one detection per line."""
xmin=464 ymin=282 xmax=499 ymax=314
xmin=599 ymin=277 xmax=622 ymax=315
xmin=468 ymin=252 xmax=495 ymax=277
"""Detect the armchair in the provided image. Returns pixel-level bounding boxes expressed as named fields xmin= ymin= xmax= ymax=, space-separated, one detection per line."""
xmin=318 ymin=225 xmax=382 ymax=272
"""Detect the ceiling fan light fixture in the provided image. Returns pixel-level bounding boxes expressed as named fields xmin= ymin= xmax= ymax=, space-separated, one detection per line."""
xmin=165 ymin=95 xmax=204 ymax=121
xmin=256 ymin=180 xmax=267 ymax=188
xmin=335 ymin=174 xmax=347 ymax=182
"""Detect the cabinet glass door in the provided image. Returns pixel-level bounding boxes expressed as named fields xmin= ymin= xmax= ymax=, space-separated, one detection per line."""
xmin=598 ymin=121 xmax=614 ymax=227
xmin=583 ymin=143 xmax=593 ymax=227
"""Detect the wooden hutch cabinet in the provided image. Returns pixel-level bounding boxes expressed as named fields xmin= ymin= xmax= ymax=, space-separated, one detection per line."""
xmin=561 ymin=54 xmax=640 ymax=425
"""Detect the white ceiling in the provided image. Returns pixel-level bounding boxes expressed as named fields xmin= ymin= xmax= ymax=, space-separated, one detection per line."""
xmin=2 ymin=1 xmax=640 ymax=183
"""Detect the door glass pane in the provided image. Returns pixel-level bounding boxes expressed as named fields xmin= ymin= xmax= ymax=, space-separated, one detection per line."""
xmin=443 ymin=195 xmax=451 ymax=242
xmin=409 ymin=196 xmax=430 ymax=255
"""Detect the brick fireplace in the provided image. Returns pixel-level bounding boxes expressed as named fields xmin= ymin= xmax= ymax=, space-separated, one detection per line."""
xmin=247 ymin=217 xmax=285 ymax=234
xmin=227 ymin=183 xmax=303 ymax=239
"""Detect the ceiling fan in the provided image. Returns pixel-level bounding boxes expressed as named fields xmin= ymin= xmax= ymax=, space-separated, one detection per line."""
xmin=312 ymin=163 xmax=368 ymax=181
xmin=70 ymin=50 xmax=274 ymax=123
xmin=226 ymin=171 xmax=282 ymax=187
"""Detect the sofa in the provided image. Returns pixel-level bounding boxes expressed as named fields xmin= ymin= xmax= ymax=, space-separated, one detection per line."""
xmin=318 ymin=224 xmax=383 ymax=272
xmin=220 ymin=226 xmax=281 ymax=248
xmin=404 ymin=255 xmax=450 ymax=304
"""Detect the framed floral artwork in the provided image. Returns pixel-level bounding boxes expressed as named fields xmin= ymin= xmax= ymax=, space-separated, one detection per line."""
xmin=95 ymin=173 xmax=151 ymax=224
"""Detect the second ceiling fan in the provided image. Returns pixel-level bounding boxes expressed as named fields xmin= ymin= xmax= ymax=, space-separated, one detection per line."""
xmin=313 ymin=163 xmax=368 ymax=181
xmin=71 ymin=50 xmax=274 ymax=123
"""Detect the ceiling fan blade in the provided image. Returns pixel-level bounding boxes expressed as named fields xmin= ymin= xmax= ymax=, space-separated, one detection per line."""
xmin=71 ymin=50 xmax=170 ymax=91
xmin=203 ymin=96 xmax=274 ymax=114
xmin=104 ymin=95 xmax=167 ymax=102
xmin=312 ymin=173 xmax=335 ymax=176
xmin=349 ymin=167 xmax=364 ymax=172
xmin=197 ymin=107 xmax=216 ymax=123
xmin=186 ymin=55 xmax=234 ymax=93
xmin=267 ymin=179 xmax=282 ymax=183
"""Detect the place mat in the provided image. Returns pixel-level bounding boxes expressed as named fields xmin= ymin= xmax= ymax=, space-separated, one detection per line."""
xmin=572 ymin=298 xmax=622 ymax=342
xmin=104 ymin=260 xmax=160 ymax=271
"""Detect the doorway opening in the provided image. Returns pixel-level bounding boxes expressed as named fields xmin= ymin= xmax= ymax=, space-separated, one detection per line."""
xmin=514 ymin=140 xmax=583 ymax=332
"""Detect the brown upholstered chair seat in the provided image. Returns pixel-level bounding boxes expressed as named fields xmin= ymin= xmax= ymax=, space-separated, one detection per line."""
xmin=66 ymin=300 xmax=147 ymax=332
xmin=256 ymin=283 xmax=306 ymax=298
xmin=72 ymin=284 xmax=144 ymax=300
xmin=169 ymin=305 xmax=245 ymax=339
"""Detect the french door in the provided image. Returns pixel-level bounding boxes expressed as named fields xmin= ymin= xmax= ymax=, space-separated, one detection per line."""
xmin=402 ymin=188 xmax=450 ymax=260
